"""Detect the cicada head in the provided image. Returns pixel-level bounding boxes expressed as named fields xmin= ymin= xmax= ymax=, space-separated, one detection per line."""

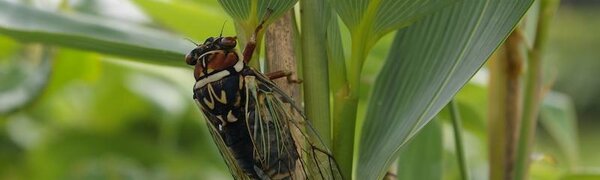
xmin=185 ymin=36 xmax=237 ymax=66
xmin=185 ymin=36 xmax=241 ymax=80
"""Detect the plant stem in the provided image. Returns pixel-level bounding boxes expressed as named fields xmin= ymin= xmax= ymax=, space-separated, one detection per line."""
xmin=332 ymin=93 xmax=357 ymax=178
xmin=515 ymin=0 xmax=560 ymax=179
xmin=300 ymin=0 xmax=332 ymax=147
xmin=449 ymin=100 xmax=470 ymax=180
xmin=384 ymin=161 xmax=398 ymax=180
xmin=265 ymin=10 xmax=305 ymax=177
xmin=265 ymin=10 xmax=300 ymax=100
xmin=488 ymin=30 xmax=525 ymax=180
xmin=332 ymin=35 xmax=368 ymax=178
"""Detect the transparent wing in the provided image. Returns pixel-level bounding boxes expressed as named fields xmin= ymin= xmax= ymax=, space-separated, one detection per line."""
xmin=244 ymin=70 xmax=343 ymax=180
xmin=195 ymin=99 xmax=252 ymax=180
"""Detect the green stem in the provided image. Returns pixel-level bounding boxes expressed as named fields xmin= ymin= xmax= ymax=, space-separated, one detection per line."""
xmin=449 ymin=100 xmax=470 ymax=180
xmin=332 ymin=92 xmax=358 ymax=179
xmin=300 ymin=0 xmax=331 ymax=148
xmin=515 ymin=1 xmax=560 ymax=179
xmin=332 ymin=35 xmax=369 ymax=178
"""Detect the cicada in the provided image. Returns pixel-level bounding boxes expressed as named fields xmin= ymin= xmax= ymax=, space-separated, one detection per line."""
xmin=185 ymin=19 xmax=342 ymax=179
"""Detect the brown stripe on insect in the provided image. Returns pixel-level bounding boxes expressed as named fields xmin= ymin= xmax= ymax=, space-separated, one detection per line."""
xmin=194 ymin=51 xmax=240 ymax=80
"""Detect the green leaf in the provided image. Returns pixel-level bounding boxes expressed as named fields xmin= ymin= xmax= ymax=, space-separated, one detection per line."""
xmin=0 ymin=1 xmax=191 ymax=67
xmin=331 ymin=0 xmax=455 ymax=49
xmin=0 ymin=44 xmax=53 ymax=115
xmin=357 ymin=0 xmax=533 ymax=179
xmin=397 ymin=120 xmax=443 ymax=180
xmin=327 ymin=13 xmax=347 ymax=96
xmin=216 ymin=0 xmax=297 ymax=68
xmin=217 ymin=0 xmax=297 ymax=36
xmin=539 ymin=92 xmax=579 ymax=168
xmin=132 ymin=0 xmax=235 ymax=41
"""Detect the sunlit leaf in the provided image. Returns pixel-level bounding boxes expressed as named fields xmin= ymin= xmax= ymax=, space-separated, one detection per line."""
xmin=0 ymin=1 xmax=190 ymax=67
xmin=132 ymin=0 xmax=235 ymax=41
xmin=357 ymin=0 xmax=533 ymax=179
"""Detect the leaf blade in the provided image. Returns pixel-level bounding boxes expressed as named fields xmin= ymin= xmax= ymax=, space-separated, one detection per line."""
xmin=332 ymin=0 xmax=454 ymax=45
xmin=357 ymin=0 xmax=533 ymax=179
xmin=132 ymin=0 xmax=235 ymax=41
xmin=0 ymin=1 xmax=191 ymax=67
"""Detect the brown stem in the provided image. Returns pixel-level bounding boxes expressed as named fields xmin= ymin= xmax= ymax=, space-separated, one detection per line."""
xmin=265 ymin=10 xmax=300 ymax=100
xmin=265 ymin=10 xmax=305 ymax=178
xmin=488 ymin=30 xmax=525 ymax=180
xmin=505 ymin=31 xmax=525 ymax=180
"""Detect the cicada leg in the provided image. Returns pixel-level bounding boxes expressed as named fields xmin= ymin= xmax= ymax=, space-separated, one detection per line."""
xmin=242 ymin=9 xmax=274 ymax=63
xmin=265 ymin=70 xmax=303 ymax=84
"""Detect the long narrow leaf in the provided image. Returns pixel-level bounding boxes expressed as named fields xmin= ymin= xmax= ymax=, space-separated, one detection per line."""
xmin=0 ymin=1 xmax=190 ymax=67
xmin=132 ymin=0 xmax=235 ymax=41
xmin=357 ymin=0 xmax=533 ymax=179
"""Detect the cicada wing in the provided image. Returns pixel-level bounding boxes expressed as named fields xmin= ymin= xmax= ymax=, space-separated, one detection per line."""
xmin=194 ymin=99 xmax=252 ymax=180
xmin=245 ymin=71 xmax=343 ymax=180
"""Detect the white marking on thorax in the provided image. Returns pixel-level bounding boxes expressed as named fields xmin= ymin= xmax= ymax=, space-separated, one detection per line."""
xmin=234 ymin=58 xmax=243 ymax=72
xmin=195 ymin=70 xmax=230 ymax=89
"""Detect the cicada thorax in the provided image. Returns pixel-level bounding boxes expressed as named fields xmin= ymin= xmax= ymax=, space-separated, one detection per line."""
xmin=191 ymin=46 xmax=300 ymax=179
xmin=193 ymin=51 xmax=240 ymax=81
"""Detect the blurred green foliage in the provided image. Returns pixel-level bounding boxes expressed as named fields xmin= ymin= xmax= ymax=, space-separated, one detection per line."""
xmin=0 ymin=0 xmax=599 ymax=179
xmin=546 ymin=6 xmax=600 ymax=170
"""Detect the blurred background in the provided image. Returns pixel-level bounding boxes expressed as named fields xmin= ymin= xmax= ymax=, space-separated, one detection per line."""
xmin=546 ymin=0 xmax=600 ymax=172
xmin=0 ymin=0 xmax=598 ymax=179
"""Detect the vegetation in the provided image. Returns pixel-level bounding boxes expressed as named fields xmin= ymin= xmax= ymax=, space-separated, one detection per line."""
xmin=1 ymin=0 xmax=599 ymax=179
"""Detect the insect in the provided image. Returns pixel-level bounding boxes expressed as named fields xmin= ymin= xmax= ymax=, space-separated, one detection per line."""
xmin=185 ymin=16 xmax=342 ymax=179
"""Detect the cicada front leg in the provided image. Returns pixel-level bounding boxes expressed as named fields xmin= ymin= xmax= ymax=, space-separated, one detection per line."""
xmin=265 ymin=70 xmax=303 ymax=84
xmin=242 ymin=9 xmax=273 ymax=64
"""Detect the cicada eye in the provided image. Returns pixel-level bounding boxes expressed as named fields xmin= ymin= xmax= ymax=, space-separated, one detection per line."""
xmin=220 ymin=37 xmax=237 ymax=49
xmin=204 ymin=37 xmax=215 ymax=45
xmin=185 ymin=52 xmax=196 ymax=65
